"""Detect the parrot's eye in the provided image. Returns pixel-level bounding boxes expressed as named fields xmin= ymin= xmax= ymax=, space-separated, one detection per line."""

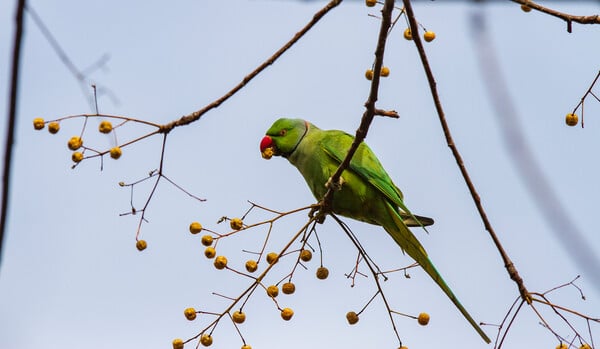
xmin=279 ymin=129 xmax=287 ymax=136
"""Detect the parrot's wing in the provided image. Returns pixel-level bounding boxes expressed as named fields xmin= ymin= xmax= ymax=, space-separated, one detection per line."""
xmin=320 ymin=131 xmax=412 ymax=214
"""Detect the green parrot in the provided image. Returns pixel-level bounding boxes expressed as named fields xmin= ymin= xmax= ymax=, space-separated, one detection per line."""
xmin=259 ymin=118 xmax=491 ymax=343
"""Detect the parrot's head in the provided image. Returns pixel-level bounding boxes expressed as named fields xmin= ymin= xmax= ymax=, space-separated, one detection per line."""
xmin=260 ymin=118 xmax=309 ymax=159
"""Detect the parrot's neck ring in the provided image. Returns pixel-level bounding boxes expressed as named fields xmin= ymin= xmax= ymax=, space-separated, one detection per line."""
xmin=283 ymin=120 xmax=310 ymax=158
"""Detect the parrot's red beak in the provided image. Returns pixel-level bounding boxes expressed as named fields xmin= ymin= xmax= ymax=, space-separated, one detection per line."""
xmin=260 ymin=135 xmax=273 ymax=153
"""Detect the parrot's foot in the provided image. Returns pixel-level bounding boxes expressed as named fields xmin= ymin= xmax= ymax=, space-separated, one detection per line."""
xmin=308 ymin=204 xmax=327 ymax=224
xmin=308 ymin=205 xmax=318 ymax=218
xmin=325 ymin=176 xmax=345 ymax=191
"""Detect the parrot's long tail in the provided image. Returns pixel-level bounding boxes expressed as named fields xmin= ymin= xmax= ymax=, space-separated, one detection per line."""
xmin=384 ymin=203 xmax=492 ymax=344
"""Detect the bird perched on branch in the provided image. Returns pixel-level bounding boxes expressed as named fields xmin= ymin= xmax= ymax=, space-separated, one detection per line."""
xmin=260 ymin=118 xmax=490 ymax=343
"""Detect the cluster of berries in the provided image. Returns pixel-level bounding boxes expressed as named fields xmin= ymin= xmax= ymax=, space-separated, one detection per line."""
xmin=173 ymin=216 xmax=335 ymax=348
xmin=363 ymin=0 xmax=435 ymax=83
xmin=33 ymin=117 xmax=122 ymax=163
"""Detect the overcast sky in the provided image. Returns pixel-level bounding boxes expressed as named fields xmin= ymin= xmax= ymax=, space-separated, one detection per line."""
xmin=1 ymin=1 xmax=599 ymax=349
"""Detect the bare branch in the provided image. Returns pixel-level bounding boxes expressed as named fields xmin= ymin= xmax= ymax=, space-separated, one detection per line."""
xmin=512 ymin=0 xmax=600 ymax=32
xmin=571 ymin=70 xmax=600 ymax=127
xmin=402 ymin=0 xmax=531 ymax=301
xmin=321 ymin=0 xmax=395 ymax=213
xmin=160 ymin=0 xmax=343 ymax=134
xmin=1 ymin=0 xmax=26 ymax=270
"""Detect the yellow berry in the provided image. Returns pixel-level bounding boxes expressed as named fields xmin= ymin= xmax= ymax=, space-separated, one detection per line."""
xmin=189 ymin=222 xmax=203 ymax=234
xmin=172 ymin=338 xmax=184 ymax=349
xmin=67 ymin=136 xmax=83 ymax=151
xmin=201 ymin=235 xmax=213 ymax=246
xmin=184 ymin=307 xmax=197 ymax=321
xmin=580 ymin=344 xmax=592 ymax=349
xmin=261 ymin=147 xmax=274 ymax=160
xmin=99 ymin=120 xmax=113 ymax=133
xmin=346 ymin=311 xmax=359 ymax=325
xmin=241 ymin=345 xmax=252 ymax=349
xmin=230 ymin=218 xmax=243 ymax=230
xmin=245 ymin=260 xmax=258 ymax=273
xmin=556 ymin=344 xmax=568 ymax=349
xmin=365 ymin=69 xmax=374 ymax=81
xmin=565 ymin=113 xmax=578 ymax=126
xmin=48 ymin=122 xmax=60 ymax=134
xmin=280 ymin=307 xmax=294 ymax=321
xmin=521 ymin=4 xmax=532 ymax=12
xmin=380 ymin=66 xmax=390 ymax=77
xmin=365 ymin=0 xmax=377 ymax=7
xmin=266 ymin=252 xmax=279 ymax=264
xmin=300 ymin=249 xmax=312 ymax=262
xmin=282 ymin=282 xmax=296 ymax=295
xmin=316 ymin=266 xmax=329 ymax=280
xmin=232 ymin=310 xmax=246 ymax=324
xmin=71 ymin=152 xmax=84 ymax=163
xmin=403 ymin=28 xmax=412 ymax=40
xmin=214 ymin=255 xmax=228 ymax=270
xmin=204 ymin=247 xmax=216 ymax=259
xmin=110 ymin=146 xmax=122 ymax=159
xmin=136 ymin=240 xmax=147 ymax=251
xmin=267 ymin=285 xmax=279 ymax=298
xmin=399 ymin=347 xmax=408 ymax=349
xmin=200 ymin=334 xmax=213 ymax=347
xmin=33 ymin=118 xmax=45 ymax=130
xmin=424 ymin=31 xmax=436 ymax=42
xmin=417 ymin=312 xmax=430 ymax=326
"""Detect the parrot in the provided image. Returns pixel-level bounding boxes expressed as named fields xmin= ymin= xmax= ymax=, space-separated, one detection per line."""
xmin=259 ymin=118 xmax=491 ymax=343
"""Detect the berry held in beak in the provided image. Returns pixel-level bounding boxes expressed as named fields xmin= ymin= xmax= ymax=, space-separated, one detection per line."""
xmin=260 ymin=135 xmax=274 ymax=159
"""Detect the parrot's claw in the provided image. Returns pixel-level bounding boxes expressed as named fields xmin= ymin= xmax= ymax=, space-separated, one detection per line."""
xmin=308 ymin=205 xmax=318 ymax=218
xmin=308 ymin=204 xmax=327 ymax=224
xmin=325 ymin=176 xmax=345 ymax=191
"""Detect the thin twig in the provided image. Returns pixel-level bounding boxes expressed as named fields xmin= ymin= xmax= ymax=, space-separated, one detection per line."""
xmin=357 ymin=290 xmax=381 ymax=315
xmin=540 ymin=275 xmax=582 ymax=297
xmin=335 ymin=217 xmax=385 ymax=277
xmin=133 ymin=133 xmax=168 ymax=240
xmin=345 ymin=251 xmax=367 ymax=287
xmin=530 ymin=296 xmax=600 ymax=323
xmin=332 ymin=213 xmax=404 ymax=346
xmin=51 ymin=113 xmax=162 ymax=128
xmin=161 ymin=174 xmax=207 ymax=202
xmin=496 ymin=299 xmax=526 ymax=349
xmin=572 ymin=70 xmax=600 ymax=128
xmin=529 ymin=301 xmax=564 ymax=340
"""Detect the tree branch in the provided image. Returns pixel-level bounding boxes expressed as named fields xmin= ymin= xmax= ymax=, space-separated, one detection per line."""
xmin=402 ymin=0 xmax=530 ymax=301
xmin=321 ymin=0 xmax=395 ymax=213
xmin=513 ymin=0 xmax=600 ymax=32
xmin=160 ymin=0 xmax=343 ymax=134
xmin=1 ymin=0 xmax=26 ymax=271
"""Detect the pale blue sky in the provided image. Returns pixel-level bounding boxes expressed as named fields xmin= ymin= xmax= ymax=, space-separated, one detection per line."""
xmin=1 ymin=1 xmax=599 ymax=349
